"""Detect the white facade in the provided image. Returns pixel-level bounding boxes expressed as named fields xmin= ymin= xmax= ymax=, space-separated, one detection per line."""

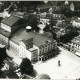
xmin=19 ymin=41 xmax=38 ymax=61
xmin=1 ymin=23 xmax=11 ymax=32
xmin=19 ymin=41 xmax=27 ymax=58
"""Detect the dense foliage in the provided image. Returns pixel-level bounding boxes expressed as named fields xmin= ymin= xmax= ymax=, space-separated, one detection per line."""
xmin=20 ymin=58 xmax=33 ymax=75
xmin=0 ymin=48 xmax=7 ymax=69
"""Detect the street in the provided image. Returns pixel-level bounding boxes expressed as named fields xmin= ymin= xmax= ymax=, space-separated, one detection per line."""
xmin=33 ymin=47 xmax=80 ymax=79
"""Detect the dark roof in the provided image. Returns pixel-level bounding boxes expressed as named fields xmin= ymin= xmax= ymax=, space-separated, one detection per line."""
xmin=22 ymin=38 xmax=33 ymax=46
xmin=1 ymin=15 xmax=21 ymax=27
xmin=10 ymin=28 xmax=34 ymax=44
xmin=10 ymin=27 xmax=53 ymax=47
xmin=33 ymin=34 xmax=52 ymax=47
xmin=0 ymin=28 xmax=11 ymax=37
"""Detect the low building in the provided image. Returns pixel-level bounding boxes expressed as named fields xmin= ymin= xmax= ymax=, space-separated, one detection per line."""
xmin=68 ymin=35 xmax=80 ymax=56
xmin=1 ymin=15 xmax=22 ymax=33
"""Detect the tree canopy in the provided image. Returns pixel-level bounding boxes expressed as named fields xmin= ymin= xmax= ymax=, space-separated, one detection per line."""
xmin=0 ymin=48 xmax=7 ymax=69
xmin=37 ymin=74 xmax=51 ymax=79
xmin=20 ymin=58 xmax=33 ymax=75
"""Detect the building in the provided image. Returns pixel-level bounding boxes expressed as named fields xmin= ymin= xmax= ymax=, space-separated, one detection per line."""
xmin=0 ymin=15 xmax=27 ymax=48
xmin=1 ymin=15 xmax=23 ymax=33
xmin=0 ymin=15 xmax=57 ymax=63
xmin=9 ymin=27 xmax=57 ymax=62
xmin=68 ymin=35 xmax=80 ymax=56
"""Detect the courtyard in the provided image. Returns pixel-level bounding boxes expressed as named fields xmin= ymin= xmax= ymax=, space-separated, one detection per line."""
xmin=33 ymin=47 xmax=80 ymax=79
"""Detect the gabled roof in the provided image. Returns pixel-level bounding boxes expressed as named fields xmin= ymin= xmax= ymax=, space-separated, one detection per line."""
xmin=1 ymin=15 xmax=21 ymax=27
xmin=33 ymin=34 xmax=52 ymax=47
xmin=22 ymin=38 xmax=33 ymax=46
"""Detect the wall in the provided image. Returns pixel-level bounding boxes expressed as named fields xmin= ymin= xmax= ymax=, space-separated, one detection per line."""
xmin=33 ymin=40 xmax=57 ymax=60
xmin=30 ymin=49 xmax=38 ymax=61
xmin=9 ymin=40 xmax=19 ymax=56
xmin=11 ymin=24 xmax=20 ymax=33
xmin=1 ymin=23 xmax=11 ymax=32
xmin=0 ymin=33 xmax=8 ymax=46
xmin=19 ymin=41 xmax=27 ymax=58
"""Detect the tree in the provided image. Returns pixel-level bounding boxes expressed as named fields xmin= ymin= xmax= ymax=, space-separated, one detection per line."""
xmin=20 ymin=58 xmax=33 ymax=75
xmin=60 ymin=24 xmax=79 ymax=43
xmin=28 ymin=14 xmax=40 ymax=32
xmin=43 ymin=23 xmax=50 ymax=32
xmin=0 ymin=47 xmax=7 ymax=69
xmin=37 ymin=74 xmax=51 ymax=79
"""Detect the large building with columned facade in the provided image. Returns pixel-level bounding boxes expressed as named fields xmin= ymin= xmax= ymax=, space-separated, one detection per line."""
xmin=0 ymin=15 xmax=58 ymax=63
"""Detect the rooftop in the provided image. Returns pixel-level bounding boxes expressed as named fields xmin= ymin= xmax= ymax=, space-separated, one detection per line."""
xmin=22 ymin=38 xmax=33 ymax=46
xmin=10 ymin=27 xmax=53 ymax=47
xmin=1 ymin=15 xmax=21 ymax=27
xmin=29 ymin=47 xmax=37 ymax=52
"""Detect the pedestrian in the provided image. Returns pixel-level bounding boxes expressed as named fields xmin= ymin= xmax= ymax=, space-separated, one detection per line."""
xmin=58 ymin=60 xmax=60 ymax=66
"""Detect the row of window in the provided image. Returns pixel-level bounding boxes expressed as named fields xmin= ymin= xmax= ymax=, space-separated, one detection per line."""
xmin=71 ymin=43 xmax=80 ymax=49
xmin=39 ymin=42 xmax=55 ymax=55
xmin=10 ymin=42 xmax=19 ymax=55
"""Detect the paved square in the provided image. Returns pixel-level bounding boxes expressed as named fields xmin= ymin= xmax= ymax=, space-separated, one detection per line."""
xmin=34 ymin=47 xmax=80 ymax=79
